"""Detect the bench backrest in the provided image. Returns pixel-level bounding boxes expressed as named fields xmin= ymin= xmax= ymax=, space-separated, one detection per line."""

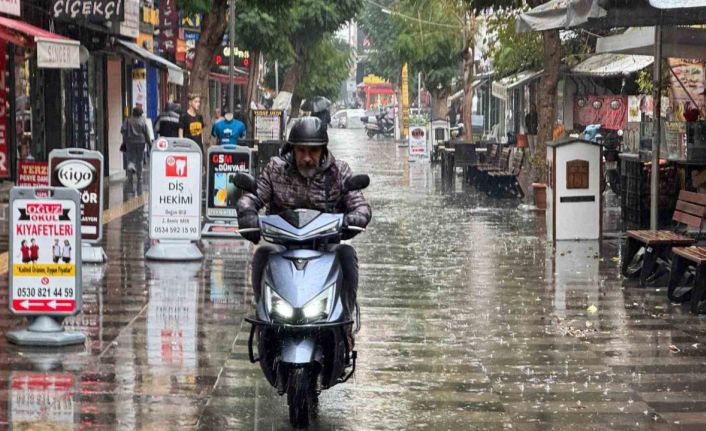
xmin=673 ymin=190 xmax=706 ymax=231
xmin=487 ymin=143 xmax=499 ymax=162
xmin=498 ymin=147 xmax=512 ymax=171
xmin=510 ymin=148 xmax=526 ymax=176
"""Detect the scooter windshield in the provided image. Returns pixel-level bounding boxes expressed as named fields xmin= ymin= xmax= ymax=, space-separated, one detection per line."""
xmin=260 ymin=210 xmax=343 ymax=244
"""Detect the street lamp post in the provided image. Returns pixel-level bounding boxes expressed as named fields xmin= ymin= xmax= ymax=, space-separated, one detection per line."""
xmin=228 ymin=0 xmax=235 ymax=113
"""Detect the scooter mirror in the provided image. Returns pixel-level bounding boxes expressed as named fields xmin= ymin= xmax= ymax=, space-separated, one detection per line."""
xmin=344 ymin=174 xmax=370 ymax=193
xmin=234 ymin=173 xmax=258 ymax=194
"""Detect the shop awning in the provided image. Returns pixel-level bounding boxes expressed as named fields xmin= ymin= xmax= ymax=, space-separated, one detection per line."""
xmin=596 ymin=26 xmax=706 ymax=59
xmin=448 ymin=79 xmax=488 ymax=103
xmin=491 ymin=70 xmax=543 ymax=101
xmin=208 ymin=72 xmax=248 ymax=85
xmin=570 ymin=53 xmax=654 ymax=77
xmin=0 ymin=16 xmax=80 ymax=69
xmin=516 ymin=0 xmax=606 ymax=32
xmin=117 ymin=40 xmax=184 ymax=86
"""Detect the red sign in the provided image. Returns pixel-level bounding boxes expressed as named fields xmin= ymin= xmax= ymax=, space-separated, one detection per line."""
xmin=11 ymin=373 xmax=74 ymax=391
xmin=166 ymin=155 xmax=187 ymax=177
xmin=17 ymin=161 xmax=49 ymax=186
xmin=574 ymin=96 xmax=628 ymax=131
xmin=0 ymin=42 xmax=8 ymax=178
xmin=12 ymin=299 xmax=76 ymax=312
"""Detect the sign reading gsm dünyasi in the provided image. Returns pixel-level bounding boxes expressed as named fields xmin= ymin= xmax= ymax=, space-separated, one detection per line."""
xmin=149 ymin=138 xmax=202 ymax=241
xmin=52 ymin=0 xmax=124 ymax=21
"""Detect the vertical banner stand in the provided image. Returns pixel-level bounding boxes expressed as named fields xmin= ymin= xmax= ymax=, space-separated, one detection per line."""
xmin=202 ymin=144 xmax=253 ymax=238
xmin=49 ymin=148 xmax=106 ymax=264
xmin=146 ymin=138 xmax=203 ymax=261
xmin=7 ymin=187 xmax=85 ymax=346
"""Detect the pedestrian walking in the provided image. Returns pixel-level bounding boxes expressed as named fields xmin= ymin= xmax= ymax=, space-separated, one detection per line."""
xmin=30 ymin=238 xmax=38 ymax=263
xmin=62 ymin=240 xmax=71 ymax=263
xmin=179 ymin=94 xmax=205 ymax=152
xmin=525 ymin=103 xmax=538 ymax=154
xmin=211 ymin=105 xmax=246 ymax=146
xmin=52 ymin=239 xmax=61 ymax=263
xmin=121 ymin=107 xmax=152 ymax=193
xmin=154 ymin=102 xmax=181 ymax=138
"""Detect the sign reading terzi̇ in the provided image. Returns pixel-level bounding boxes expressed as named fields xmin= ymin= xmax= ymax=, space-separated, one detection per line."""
xmin=9 ymin=187 xmax=82 ymax=316
xmin=149 ymin=138 xmax=202 ymax=241
xmin=52 ymin=0 xmax=125 ymax=21
xmin=49 ymin=149 xmax=104 ymax=243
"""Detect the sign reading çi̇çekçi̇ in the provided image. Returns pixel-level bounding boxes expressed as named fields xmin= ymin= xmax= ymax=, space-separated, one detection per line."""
xmin=9 ymin=187 xmax=82 ymax=316
xmin=49 ymin=149 xmax=104 ymax=243
xmin=52 ymin=0 xmax=124 ymax=22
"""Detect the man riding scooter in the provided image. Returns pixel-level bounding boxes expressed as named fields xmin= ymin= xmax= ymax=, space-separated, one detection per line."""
xmin=237 ymin=116 xmax=372 ymax=344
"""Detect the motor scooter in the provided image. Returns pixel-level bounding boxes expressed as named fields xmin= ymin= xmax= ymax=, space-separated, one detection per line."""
xmin=361 ymin=113 xmax=394 ymax=138
xmin=235 ymin=173 xmax=369 ymax=428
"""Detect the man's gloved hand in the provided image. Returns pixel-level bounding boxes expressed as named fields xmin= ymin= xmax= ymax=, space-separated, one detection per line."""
xmin=238 ymin=211 xmax=261 ymax=244
xmin=342 ymin=213 xmax=367 ymax=240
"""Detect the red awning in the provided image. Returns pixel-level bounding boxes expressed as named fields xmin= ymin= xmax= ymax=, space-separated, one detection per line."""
xmin=364 ymin=87 xmax=395 ymax=95
xmin=0 ymin=16 xmax=72 ymax=47
xmin=209 ymin=72 xmax=248 ymax=85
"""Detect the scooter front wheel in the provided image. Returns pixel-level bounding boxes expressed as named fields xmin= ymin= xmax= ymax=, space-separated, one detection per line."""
xmin=287 ymin=367 xmax=315 ymax=428
xmin=367 ymin=129 xmax=375 ymax=139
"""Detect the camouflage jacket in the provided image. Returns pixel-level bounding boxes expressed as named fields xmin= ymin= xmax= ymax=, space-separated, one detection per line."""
xmin=237 ymin=151 xmax=372 ymax=224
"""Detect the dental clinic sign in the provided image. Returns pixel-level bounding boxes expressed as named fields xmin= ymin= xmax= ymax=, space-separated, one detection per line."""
xmin=149 ymin=138 xmax=202 ymax=241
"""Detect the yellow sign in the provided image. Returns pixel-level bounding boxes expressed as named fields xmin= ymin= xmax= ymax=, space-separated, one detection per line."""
xmin=401 ymin=64 xmax=410 ymax=139
xmin=363 ymin=74 xmax=388 ymax=85
xmin=13 ymin=264 xmax=76 ymax=277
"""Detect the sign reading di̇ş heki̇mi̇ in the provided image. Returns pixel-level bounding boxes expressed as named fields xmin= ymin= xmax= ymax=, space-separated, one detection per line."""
xmin=150 ymin=150 xmax=202 ymax=240
xmin=10 ymin=197 xmax=79 ymax=315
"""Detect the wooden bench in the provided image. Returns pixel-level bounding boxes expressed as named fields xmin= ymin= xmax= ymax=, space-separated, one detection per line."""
xmin=622 ymin=190 xmax=706 ymax=287
xmin=667 ymin=246 xmax=706 ymax=313
xmin=452 ymin=141 xmax=479 ymax=182
xmin=486 ymin=147 xmax=526 ymax=198
xmin=475 ymin=146 xmax=512 ymax=193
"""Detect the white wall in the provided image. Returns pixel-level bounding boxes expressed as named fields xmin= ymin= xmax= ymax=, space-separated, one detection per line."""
xmin=107 ymin=58 xmax=124 ymax=177
xmin=552 ymin=142 xmax=602 ymax=240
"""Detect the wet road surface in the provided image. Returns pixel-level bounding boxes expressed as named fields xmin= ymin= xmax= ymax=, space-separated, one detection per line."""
xmin=2 ymin=129 xmax=706 ymax=430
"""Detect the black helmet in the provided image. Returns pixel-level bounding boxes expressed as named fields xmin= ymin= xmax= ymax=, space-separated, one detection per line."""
xmin=288 ymin=117 xmax=328 ymax=147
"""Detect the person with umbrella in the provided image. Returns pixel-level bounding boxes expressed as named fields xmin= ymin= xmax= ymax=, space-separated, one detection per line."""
xmin=302 ymin=96 xmax=332 ymax=129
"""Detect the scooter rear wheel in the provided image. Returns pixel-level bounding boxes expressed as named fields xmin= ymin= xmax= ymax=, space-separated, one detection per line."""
xmin=287 ymin=367 xmax=314 ymax=428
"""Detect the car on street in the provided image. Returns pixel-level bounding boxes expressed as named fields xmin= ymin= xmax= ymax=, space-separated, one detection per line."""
xmin=331 ymin=109 xmax=366 ymax=129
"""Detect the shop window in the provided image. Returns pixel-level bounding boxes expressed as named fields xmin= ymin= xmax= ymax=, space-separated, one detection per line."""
xmin=566 ymin=159 xmax=589 ymax=189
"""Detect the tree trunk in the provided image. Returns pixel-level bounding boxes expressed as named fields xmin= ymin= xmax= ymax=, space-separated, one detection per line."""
xmin=535 ymin=29 xmax=561 ymax=182
xmin=188 ymin=0 xmax=229 ymax=138
xmin=244 ymin=50 xmax=261 ymax=138
xmin=281 ymin=38 xmax=305 ymax=93
xmin=290 ymin=93 xmax=302 ymax=118
xmin=463 ymin=14 xmax=475 ymax=141
xmin=431 ymin=88 xmax=449 ymax=122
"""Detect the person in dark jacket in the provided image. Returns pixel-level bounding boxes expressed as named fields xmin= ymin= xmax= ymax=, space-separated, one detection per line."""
xmin=237 ymin=117 xmax=371 ymax=324
xmin=525 ymin=103 xmax=539 ymax=154
xmin=154 ymin=102 xmax=181 ymax=138
xmin=121 ymin=107 xmax=151 ymax=192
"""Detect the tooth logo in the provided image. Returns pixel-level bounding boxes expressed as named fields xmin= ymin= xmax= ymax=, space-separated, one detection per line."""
xmin=166 ymin=155 xmax=188 ymax=177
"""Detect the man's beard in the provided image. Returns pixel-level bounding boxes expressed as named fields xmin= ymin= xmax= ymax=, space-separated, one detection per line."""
xmin=298 ymin=165 xmax=317 ymax=178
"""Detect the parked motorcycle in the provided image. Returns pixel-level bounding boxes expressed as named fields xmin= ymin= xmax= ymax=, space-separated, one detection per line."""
xmin=235 ymin=172 xmax=370 ymax=428
xmin=361 ymin=113 xmax=394 ymax=138
xmin=583 ymin=124 xmax=623 ymax=195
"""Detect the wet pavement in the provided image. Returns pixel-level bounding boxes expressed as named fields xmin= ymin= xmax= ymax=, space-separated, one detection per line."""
xmin=2 ymin=130 xmax=706 ymax=430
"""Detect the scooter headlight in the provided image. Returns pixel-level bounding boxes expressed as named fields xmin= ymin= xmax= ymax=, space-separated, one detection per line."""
xmin=302 ymin=284 xmax=334 ymax=321
xmin=265 ymin=285 xmax=294 ymax=321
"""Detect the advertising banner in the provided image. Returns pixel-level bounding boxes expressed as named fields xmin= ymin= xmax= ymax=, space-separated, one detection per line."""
xmin=10 ymin=372 xmax=76 ymax=427
xmin=206 ymin=145 xmax=251 ymax=220
xmin=0 ymin=41 xmax=9 ymax=179
xmin=9 ymin=187 xmax=82 ymax=316
xmin=401 ymin=63 xmax=410 ymax=139
xmin=17 ymin=161 xmax=49 ymax=187
xmin=149 ymin=138 xmax=202 ymax=241
xmin=253 ymin=109 xmax=284 ymax=141
xmin=408 ymin=125 xmax=428 ymax=161
xmin=49 ymin=149 xmax=104 ymax=243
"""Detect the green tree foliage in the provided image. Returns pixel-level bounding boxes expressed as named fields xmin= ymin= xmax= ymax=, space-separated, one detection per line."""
xmin=485 ymin=10 xmax=542 ymax=79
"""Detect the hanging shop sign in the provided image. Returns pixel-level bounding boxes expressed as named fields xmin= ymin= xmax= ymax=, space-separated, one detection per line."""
xmin=0 ymin=41 xmax=9 ymax=179
xmin=253 ymin=110 xmax=284 ymax=141
xmin=52 ymin=0 xmax=125 ymax=21
xmin=17 ymin=161 xmax=49 ymax=187
xmin=149 ymin=138 xmax=202 ymax=241
xmin=158 ymin=0 xmax=178 ymax=58
xmin=9 ymin=187 xmax=82 ymax=316
xmin=37 ymin=39 xmax=80 ymax=69
xmin=49 ymin=149 xmax=104 ymax=243
xmin=0 ymin=0 xmax=19 ymax=17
